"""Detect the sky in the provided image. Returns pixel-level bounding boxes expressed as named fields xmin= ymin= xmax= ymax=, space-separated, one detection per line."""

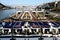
xmin=0 ymin=0 xmax=56 ymax=6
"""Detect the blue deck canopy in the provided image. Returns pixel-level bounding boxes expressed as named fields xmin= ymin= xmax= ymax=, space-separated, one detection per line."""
xmin=1 ymin=21 xmax=60 ymax=28
xmin=2 ymin=22 xmax=15 ymax=28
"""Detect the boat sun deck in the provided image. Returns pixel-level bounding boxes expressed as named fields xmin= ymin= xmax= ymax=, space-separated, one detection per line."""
xmin=2 ymin=10 xmax=48 ymax=22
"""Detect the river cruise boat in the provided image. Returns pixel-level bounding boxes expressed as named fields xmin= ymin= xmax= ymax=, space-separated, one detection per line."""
xmin=0 ymin=10 xmax=60 ymax=40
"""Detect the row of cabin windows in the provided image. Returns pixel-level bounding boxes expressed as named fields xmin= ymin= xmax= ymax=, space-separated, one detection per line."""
xmin=0 ymin=29 xmax=60 ymax=35
xmin=44 ymin=29 xmax=60 ymax=34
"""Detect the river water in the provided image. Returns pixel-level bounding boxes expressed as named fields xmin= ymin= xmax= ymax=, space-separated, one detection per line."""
xmin=0 ymin=9 xmax=21 ymax=20
xmin=0 ymin=37 xmax=60 ymax=40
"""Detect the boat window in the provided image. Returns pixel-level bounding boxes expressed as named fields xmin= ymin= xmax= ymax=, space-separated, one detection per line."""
xmin=17 ymin=29 xmax=21 ymax=32
xmin=33 ymin=29 xmax=36 ymax=32
xmin=58 ymin=29 xmax=60 ymax=34
xmin=0 ymin=29 xmax=2 ymax=35
xmin=17 ymin=29 xmax=22 ymax=34
xmin=4 ymin=29 xmax=9 ymax=35
xmin=32 ymin=12 xmax=36 ymax=14
xmin=38 ymin=29 xmax=42 ymax=34
xmin=18 ymin=12 xmax=21 ymax=14
xmin=45 ymin=29 xmax=50 ymax=34
xmin=31 ymin=29 xmax=36 ymax=34
xmin=52 ymin=29 xmax=56 ymax=35
xmin=10 ymin=29 xmax=16 ymax=34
